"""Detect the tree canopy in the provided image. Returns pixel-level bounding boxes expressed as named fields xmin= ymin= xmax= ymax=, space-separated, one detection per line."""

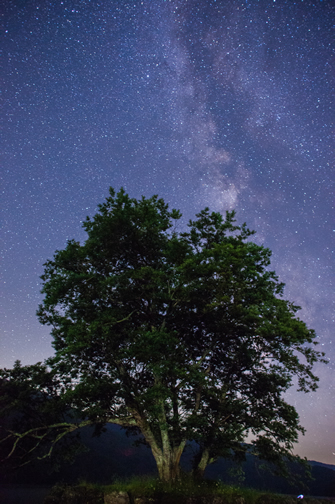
xmin=0 ymin=187 xmax=326 ymax=482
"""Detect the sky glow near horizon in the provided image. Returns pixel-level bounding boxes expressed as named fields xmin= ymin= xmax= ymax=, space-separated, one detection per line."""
xmin=1 ymin=0 xmax=334 ymax=465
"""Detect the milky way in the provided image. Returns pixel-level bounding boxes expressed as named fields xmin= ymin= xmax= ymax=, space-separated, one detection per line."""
xmin=2 ymin=0 xmax=334 ymax=464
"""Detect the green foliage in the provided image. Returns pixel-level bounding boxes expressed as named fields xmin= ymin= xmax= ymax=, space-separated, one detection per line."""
xmin=0 ymin=187 xmax=326 ymax=482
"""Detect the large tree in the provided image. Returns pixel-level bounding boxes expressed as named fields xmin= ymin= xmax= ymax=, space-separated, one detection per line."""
xmin=0 ymin=188 xmax=325 ymax=482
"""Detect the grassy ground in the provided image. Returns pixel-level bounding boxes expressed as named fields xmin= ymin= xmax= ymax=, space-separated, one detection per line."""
xmin=103 ymin=475 xmax=260 ymax=502
xmin=44 ymin=475 xmax=333 ymax=504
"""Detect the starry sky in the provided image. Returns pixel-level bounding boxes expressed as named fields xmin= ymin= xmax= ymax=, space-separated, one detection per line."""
xmin=2 ymin=0 xmax=334 ymax=465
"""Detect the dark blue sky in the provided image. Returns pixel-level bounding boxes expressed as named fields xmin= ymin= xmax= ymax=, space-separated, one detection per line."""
xmin=2 ymin=0 xmax=334 ymax=464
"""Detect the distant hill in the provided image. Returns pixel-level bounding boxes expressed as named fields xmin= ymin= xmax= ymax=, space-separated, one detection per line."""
xmin=2 ymin=424 xmax=334 ymax=497
xmin=309 ymin=460 xmax=335 ymax=472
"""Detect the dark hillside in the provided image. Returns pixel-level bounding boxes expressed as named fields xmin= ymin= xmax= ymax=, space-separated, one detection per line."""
xmin=2 ymin=424 xmax=334 ymax=497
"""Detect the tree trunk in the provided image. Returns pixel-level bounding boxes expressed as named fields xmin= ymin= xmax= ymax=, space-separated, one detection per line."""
xmin=153 ymin=442 xmax=186 ymax=482
xmin=193 ymin=448 xmax=209 ymax=480
xmin=193 ymin=448 xmax=217 ymax=480
xmin=150 ymin=394 xmax=186 ymax=482
xmin=127 ymin=404 xmax=186 ymax=482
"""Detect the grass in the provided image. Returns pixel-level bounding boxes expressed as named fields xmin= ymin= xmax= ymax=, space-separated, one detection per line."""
xmin=45 ymin=475 xmax=330 ymax=504
xmin=76 ymin=475 xmax=278 ymax=502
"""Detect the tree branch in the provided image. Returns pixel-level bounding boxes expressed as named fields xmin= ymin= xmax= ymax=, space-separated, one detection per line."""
xmin=1 ymin=420 xmax=91 ymax=463
xmin=104 ymin=310 xmax=136 ymax=326
xmin=106 ymin=416 xmax=137 ymax=427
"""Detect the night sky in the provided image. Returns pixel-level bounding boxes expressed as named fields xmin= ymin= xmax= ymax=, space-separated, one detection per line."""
xmin=2 ymin=0 xmax=334 ymax=465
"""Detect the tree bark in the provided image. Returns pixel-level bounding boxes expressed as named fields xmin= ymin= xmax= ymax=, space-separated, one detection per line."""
xmin=194 ymin=448 xmax=210 ymax=480
xmin=154 ymin=442 xmax=186 ymax=482
xmin=193 ymin=448 xmax=217 ymax=480
xmin=155 ymin=397 xmax=186 ymax=481
xmin=127 ymin=403 xmax=186 ymax=482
